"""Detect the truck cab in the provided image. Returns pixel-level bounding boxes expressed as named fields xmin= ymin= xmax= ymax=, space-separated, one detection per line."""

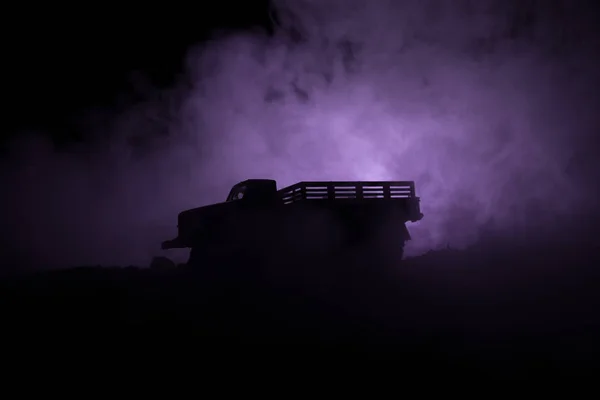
xmin=225 ymin=179 xmax=278 ymax=204
xmin=160 ymin=179 xmax=279 ymax=250
xmin=162 ymin=178 xmax=423 ymax=264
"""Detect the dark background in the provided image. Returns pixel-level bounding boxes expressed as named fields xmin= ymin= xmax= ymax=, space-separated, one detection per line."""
xmin=4 ymin=2 xmax=273 ymax=145
xmin=1 ymin=1 xmax=600 ymax=375
xmin=2 ymin=1 xmax=600 ymax=268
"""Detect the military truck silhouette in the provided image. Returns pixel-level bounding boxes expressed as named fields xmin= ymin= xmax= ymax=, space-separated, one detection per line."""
xmin=162 ymin=179 xmax=424 ymax=266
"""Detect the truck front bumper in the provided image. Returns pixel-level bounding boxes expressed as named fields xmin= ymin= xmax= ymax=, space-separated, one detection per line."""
xmin=161 ymin=237 xmax=186 ymax=250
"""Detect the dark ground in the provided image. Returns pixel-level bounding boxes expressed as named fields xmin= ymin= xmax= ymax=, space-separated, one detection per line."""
xmin=2 ymin=220 xmax=598 ymax=379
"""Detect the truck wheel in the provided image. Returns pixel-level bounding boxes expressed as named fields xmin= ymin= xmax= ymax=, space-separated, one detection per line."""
xmin=187 ymin=246 xmax=200 ymax=266
xmin=187 ymin=244 xmax=248 ymax=268
xmin=392 ymin=243 xmax=405 ymax=262
xmin=150 ymin=256 xmax=175 ymax=270
xmin=187 ymin=246 xmax=223 ymax=267
xmin=342 ymin=221 xmax=406 ymax=264
xmin=379 ymin=237 xmax=405 ymax=263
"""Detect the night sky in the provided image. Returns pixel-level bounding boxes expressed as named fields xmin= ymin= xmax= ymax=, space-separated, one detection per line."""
xmin=2 ymin=0 xmax=599 ymax=270
xmin=3 ymin=2 xmax=273 ymax=143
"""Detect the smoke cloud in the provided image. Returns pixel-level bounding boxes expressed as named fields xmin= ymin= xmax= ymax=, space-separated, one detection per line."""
xmin=2 ymin=0 xmax=599 ymax=269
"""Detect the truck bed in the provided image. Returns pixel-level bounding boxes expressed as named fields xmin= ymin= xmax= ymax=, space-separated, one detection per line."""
xmin=277 ymin=181 xmax=418 ymax=203
xmin=277 ymin=180 xmax=423 ymax=225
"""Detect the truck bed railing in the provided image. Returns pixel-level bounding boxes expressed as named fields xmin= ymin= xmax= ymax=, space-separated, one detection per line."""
xmin=279 ymin=181 xmax=416 ymax=205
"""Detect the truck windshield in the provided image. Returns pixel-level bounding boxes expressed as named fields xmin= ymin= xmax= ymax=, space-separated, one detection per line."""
xmin=227 ymin=186 xmax=246 ymax=201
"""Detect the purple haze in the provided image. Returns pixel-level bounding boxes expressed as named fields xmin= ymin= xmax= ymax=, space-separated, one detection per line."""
xmin=1 ymin=0 xmax=599 ymax=269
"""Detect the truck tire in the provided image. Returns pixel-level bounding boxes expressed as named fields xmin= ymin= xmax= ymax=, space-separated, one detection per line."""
xmin=187 ymin=246 xmax=202 ymax=266
xmin=187 ymin=242 xmax=250 ymax=269
xmin=374 ymin=234 xmax=406 ymax=264
xmin=150 ymin=256 xmax=176 ymax=270
xmin=186 ymin=225 xmax=233 ymax=268
xmin=187 ymin=245 xmax=229 ymax=267
xmin=338 ymin=214 xmax=406 ymax=263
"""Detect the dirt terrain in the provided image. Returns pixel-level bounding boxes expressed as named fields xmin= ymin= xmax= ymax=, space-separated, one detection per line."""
xmin=1 ymin=224 xmax=598 ymax=377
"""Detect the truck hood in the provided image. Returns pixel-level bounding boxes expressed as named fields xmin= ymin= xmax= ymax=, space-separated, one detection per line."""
xmin=177 ymin=201 xmax=232 ymax=236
